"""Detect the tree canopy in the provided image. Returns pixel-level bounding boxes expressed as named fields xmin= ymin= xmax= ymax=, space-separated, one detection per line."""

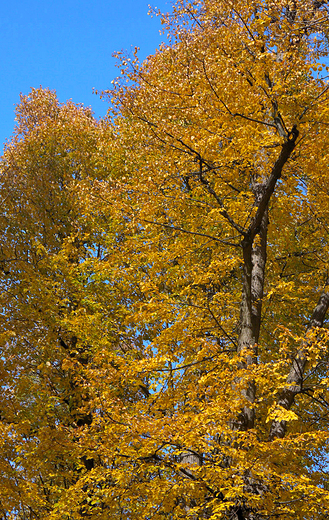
xmin=1 ymin=1 xmax=329 ymax=519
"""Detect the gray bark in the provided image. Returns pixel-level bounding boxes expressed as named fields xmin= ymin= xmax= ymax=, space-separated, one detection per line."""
xmin=237 ymin=129 xmax=299 ymax=431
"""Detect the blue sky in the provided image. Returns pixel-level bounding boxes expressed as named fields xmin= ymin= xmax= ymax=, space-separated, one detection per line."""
xmin=0 ymin=0 xmax=171 ymax=152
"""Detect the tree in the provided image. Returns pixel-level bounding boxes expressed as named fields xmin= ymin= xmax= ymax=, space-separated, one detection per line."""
xmin=0 ymin=88 xmax=126 ymax=518
xmin=2 ymin=0 xmax=329 ymax=518
xmin=94 ymin=0 xmax=329 ymax=517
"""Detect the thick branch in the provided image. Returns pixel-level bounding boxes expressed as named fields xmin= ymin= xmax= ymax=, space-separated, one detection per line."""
xmin=247 ymin=126 xmax=299 ymax=242
xmin=269 ymin=285 xmax=329 ymax=440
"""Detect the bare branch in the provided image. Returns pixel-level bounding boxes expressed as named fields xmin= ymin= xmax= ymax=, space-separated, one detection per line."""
xmin=220 ymin=98 xmax=277 ymax=129
xmin=143 ymin=219 xmax=240 ymax=247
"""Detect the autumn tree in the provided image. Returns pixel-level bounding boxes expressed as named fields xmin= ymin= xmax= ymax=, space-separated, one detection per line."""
xmin=89 ymin=0 xmax=329 ymax=518
xmin=0 ymin=88 xmax=130 ymax=518
xmin=2 ymin=0 xmax=329 ymax=519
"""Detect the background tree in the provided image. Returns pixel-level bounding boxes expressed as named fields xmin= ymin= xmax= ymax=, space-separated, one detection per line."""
xmin=0 ymin=87 xmax=128 ymax=518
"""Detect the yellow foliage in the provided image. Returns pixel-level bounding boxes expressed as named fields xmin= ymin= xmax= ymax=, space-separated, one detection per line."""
xmin=1 ymin=1 xmax=329 ymax=519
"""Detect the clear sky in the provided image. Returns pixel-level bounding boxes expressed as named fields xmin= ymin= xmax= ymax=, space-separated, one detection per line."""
xmin=0 ymin=0 xmax=171 ymax=152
